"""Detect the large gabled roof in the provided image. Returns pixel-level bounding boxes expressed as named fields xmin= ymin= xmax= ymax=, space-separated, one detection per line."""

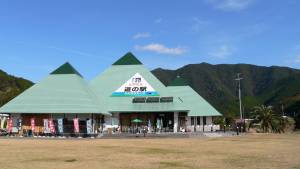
xmin=89 ymin=52 xmax=221 ymax=116
xmin=0 ymin=52 xmax=222 ymax=117
xmin=0 ymin=63 xmax=109 ymax=115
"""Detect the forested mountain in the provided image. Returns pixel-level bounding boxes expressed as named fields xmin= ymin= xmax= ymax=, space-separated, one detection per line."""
xmin=152 ymin=63 xmax=300 ymax=119
xmin=0 ymin=70 xmax=33 ymax=106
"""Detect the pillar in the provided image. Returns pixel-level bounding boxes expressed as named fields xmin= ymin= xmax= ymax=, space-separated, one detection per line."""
xmin=173 ymin=112 xmax=178 ymax=133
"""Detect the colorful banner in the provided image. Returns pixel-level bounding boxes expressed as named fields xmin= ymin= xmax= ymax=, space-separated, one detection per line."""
xmin=7 ymin=118 xmax=13 ymax=133
xmin=17 ymin=119 xmax=22 ymax=130
xmin=48 ymin=119 xmax=56 ymax=134
xmin=86 ymin=119 xmax=92 ymax=134
xmin=112 ymin=73 xmax=159 ymax=97
xmin=73 ymin=118 xmax=79 ymax=133
xmin=57 ymin=118 xmax=64 ymax=134
xmin=43 ymin=119 xmax=50 ymax=133
xmin=30 ymin=118 xmax=35 ymax=132
xmin=0 ymin=117 xmax=6 ymax=129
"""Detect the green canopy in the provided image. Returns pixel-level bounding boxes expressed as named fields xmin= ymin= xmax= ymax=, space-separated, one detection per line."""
xmin=132 ymin=118 xmax=143 ymax=123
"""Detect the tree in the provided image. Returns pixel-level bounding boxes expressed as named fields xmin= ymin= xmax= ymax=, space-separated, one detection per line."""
xmin=251 ymin=105 xmax=286 ymax=133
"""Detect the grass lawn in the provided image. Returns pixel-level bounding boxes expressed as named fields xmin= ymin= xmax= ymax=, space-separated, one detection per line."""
xmin=0 ymin=133 xmax=300 ymax=169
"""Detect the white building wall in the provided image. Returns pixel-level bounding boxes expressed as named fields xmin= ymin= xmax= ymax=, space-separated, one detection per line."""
xmin=186 ymin=116 xmax=220 ymax=132
xmin=206 ymin=116 xmax=212 ymax=125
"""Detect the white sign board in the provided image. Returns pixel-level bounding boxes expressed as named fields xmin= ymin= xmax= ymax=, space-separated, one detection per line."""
xmin=112 ymin=73 xmax=158 ymax=96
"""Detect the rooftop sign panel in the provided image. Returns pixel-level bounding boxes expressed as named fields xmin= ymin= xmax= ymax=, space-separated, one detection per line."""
xmin=112 ymin=73 xmax=159 ymax=97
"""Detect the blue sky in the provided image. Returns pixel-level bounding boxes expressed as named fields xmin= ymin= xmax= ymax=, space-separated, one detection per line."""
xmin=0 ymin=0 xmax=300 ymax=82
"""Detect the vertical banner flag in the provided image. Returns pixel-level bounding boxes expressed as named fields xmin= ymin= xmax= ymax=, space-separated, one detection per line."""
xmin=73 ymin=118 xmax=79 ymax=133
xmin=8 ymin=118 xmax=13 ymax=133
xmin=48 ymin=119 xmax=56 ymax=134
xmin=86 ymin=119 xmax=92 ymax=134
xmin=1 ymin=117 xmax=6 ymax=129
xmin=17 ymin=119 xmax=22 ymax=130
xmin=43 ymin=119 xmax=50 ymax=133
xmin=30 ymin=118 xmax=35 ymax=132
xmin=57 ymin=118 xmax=64 ymax=134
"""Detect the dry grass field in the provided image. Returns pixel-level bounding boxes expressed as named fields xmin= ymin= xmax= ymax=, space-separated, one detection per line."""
xmin=0 ymin=133 xmax=300 ymax=169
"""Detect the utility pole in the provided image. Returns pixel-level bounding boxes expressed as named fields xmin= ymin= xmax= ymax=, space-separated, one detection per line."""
xmin=235 ymin=73 xmax=243 ymax=121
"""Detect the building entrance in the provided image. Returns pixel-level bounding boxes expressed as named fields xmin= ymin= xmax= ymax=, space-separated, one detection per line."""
xmin=119 ymin=112 xmax=174 ymax=133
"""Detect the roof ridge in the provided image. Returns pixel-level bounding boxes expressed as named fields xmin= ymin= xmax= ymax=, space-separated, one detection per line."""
xmin=112 ymin=52 xmax=142 ymax=65
xmin=50 ymin=62 xmax=83 ymax=77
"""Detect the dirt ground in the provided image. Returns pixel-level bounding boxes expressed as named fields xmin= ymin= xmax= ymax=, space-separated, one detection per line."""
xmin=0 ymin=133 xmax=299 ymax=169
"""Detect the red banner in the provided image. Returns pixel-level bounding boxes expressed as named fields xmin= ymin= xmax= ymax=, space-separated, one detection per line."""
xmin=8 ymin=118 xmax=13 ymax=133
xmin=48 ymin=118 xmax=56 ymax=134
xmin=30 ymin=118 xmax=35 ymax=132
xmin=73 ymin=118 xmax=79 ymax=133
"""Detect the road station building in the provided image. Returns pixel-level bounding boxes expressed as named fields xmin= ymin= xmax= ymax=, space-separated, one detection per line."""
xmin=0 ymin=52 xmax=221 ymax=136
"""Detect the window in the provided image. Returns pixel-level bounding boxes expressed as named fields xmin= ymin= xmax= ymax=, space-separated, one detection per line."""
xmin=197 ymin=117 xmax=200 ymax=125
xmin=191 ymin=117 xmax=195 ymax=125
xmin=203 ymin=116 xmax=207 ymax=125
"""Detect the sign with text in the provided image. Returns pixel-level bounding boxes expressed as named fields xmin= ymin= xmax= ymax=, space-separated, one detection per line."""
xmin=43 ymin=119 xmax=50 ymax=133
xmin=7 ymin=119 xmax=13 ymax=133
xmin=112 ymin=73 xmax=158 ymax=97
xmin=48 ymin=119 xmax=56 ymax=134
xmin=86 ymin=119 xmax=92 ymax=134
xmin=57 ymin=118 xmax=64 ymax=134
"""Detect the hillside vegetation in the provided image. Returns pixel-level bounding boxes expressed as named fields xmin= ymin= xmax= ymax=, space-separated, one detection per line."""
xmin=0 ymin=70 xmax=33 ymax=106
xmin=152 ymin=63 xmax=300 ymax=119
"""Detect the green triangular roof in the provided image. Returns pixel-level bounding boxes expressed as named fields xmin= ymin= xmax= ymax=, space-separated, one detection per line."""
xmin=169 ymin=76 xmax=189 ymax=86
xmin=0 ymin=64 xmax=108 ymax=115
xmin=51 ymin=62 xmax=82 ymax=77
xmin=112 ymin=52 xmax=142 ymax=65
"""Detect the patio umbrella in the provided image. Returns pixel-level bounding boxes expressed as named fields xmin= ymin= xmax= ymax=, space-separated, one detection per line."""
xmin=131 ymin=118 xmax=143 ymax=123
xmin=132 ymin=118 xmax=142 ymax=134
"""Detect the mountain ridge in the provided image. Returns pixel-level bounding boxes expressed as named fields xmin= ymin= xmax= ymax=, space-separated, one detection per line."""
xmin=151 ymin=63 xmax=300 ymax=119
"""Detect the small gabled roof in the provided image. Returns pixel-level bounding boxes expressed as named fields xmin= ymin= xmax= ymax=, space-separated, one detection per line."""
xmin=167 ymin=86 xmax=221 ymax=116
xmin=0 ymin=62 xmax=108 ymax=115
xmin=112 ymin=52 xmax=142 ymax=65
xmin=51 ymin=62 xmax=83 ymax=77
xmin=168 ymin=76 xmax=189 ymax=86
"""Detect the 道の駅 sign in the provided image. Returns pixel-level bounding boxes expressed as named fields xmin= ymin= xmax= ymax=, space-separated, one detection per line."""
xmin=112 ymin=73 xmax=159 ymax=97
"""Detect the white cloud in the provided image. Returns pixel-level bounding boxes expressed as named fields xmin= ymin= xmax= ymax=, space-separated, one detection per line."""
xmin=133 ymin=32 xmax=151 ymax=39
xmin=135 ymin=43 xmax=187 ymax=55
xmin=205 ymin=0 xmax=255 ymax=11
xmin=209 ymin=45 xmax=234 ymax=59
xmin=154 ymin=18 xmax=162 ymax=24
